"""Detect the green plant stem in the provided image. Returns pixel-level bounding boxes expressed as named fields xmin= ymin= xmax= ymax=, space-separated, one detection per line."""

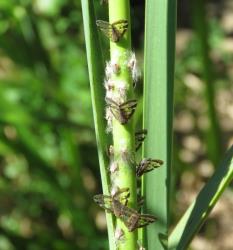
xmin=191 ymin=0 xmax=221 ymax=166
xmin=109 ymin=0 xmax=137 ymax=249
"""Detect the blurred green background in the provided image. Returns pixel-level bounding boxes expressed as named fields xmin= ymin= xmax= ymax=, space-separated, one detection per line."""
xmin=0 ymin=1 xmax=232 ymax=250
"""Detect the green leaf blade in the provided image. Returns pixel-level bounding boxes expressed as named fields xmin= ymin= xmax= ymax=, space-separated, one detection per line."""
xmin=168 ymin=145 xmax=233 ymax=250
xmin=143 ymin=0 xmax=177 ymax=249
xmin=81 ymin=1 xmax=115 ymax=250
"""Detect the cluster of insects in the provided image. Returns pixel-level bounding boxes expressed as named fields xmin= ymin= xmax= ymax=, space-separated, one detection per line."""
xmin=94 ymin=188 xmax=156 ymax=232
xmin=94 ymin=13 xmax=163 ymax=247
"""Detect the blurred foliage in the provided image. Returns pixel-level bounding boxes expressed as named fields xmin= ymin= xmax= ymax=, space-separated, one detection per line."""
xmin=0 ymin=1 xmax=108 ymax=249
xmin=0 ymin=0 xmax=232 ymax=250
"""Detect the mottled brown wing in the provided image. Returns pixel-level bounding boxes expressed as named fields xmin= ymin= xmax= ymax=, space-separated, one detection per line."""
xmin=105 ymin=98 xmax=125 ymax=124
xmin=113 ymin=204 xmax=156 ymax=231
xmin=119 ymin=209 xmax=156 ymax=232
xmin=118 ymin=99 xmax=137 ymax=124
xmin=124 ymin=213 xmax=140 ymax=232
xmin=93 ymin=194 xmax=113 ymax=213
xmin=105 ymin=98 xmax=137 ymax=124
xmin=105 ymin=97 xmax=121 ymax=122
xmin=135 ymin=214 xmax=157 ymax=229
xmin=136 ymin=158 xmax=163 ymax=177
xmin=135 ymin=129 xmax=148 ymax=151
xmin=117 ymin=205 xmax=137 ymax=226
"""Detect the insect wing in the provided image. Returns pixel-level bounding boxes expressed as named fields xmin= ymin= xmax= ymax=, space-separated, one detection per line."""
xmin=93 ymin=194 xmax=113 ymax=213
xmin=137 ymin=196 xmax=144 ymax=209
xmin=135 ymin=129 xmax=148 ymax=142
xmin=110 ymin=106 xmax=124 ymax=123
xmin=105 ymin=98 xmax=121 ymax=122
xmin=105 ymin=97 xmax=118 ymax=108
xmin=120 ymin=209 xmax=156 ymax=232
xmin=119 ymin=99 xmax=137 ymax=124
xmin=121 ymin=150 xmax=135 ymax=164
xmin=135 ymin=141 xmax=143 ymax=152
xmin=114 ymin=205 xmax=156 ymax=232
xmin=124 ymin=213 xmax=140 ymax=232
xmin=96 ymin=19 xmax=128 ymax=42
xmin=113 ymin=205 xmax=139 ymax=232
xmin=136 ymin=158 xmax=163 ymax=177
xmin=105 ymin=98 xmax=126 ymax=124
xmin=96 ymin=20 xmax=113 ymax=40
xmin=118 ymin=206 xmax=135 ymax=223
xmin=135 ymin=129 xmax=147 ymax=151
xmin=135 ymin=214 xmax=157 ymax=229
xmin=147 ymin=159 xmax=164 ymax=171
xmin=106 ymin=98 xmax=137 ymax=124
xmin=120 ymin=99 xmax=137 ymax=111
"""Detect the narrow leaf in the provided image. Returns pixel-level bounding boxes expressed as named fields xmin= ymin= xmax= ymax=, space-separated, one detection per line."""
xmin=81 ymin=1 xmax=115 ymax=250
xmin=168 ymin=145 xmax=233 ymax=250
xmin=143 ymin=0 xmax=177 ymax=249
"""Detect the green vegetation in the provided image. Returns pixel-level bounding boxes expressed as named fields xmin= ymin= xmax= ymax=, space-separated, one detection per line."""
xmin=0 ymin=1 xmax=233 ymax=250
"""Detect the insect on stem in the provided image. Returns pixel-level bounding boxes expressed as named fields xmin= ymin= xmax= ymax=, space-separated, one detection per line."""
xmin=93 ymin=190 xmax=157 ymax=232
xmin=136 ymin=158 xmax=163 ymax=177
xmin=96 ymin=20 xmax=128 ymax=43
xmin=135 ymin=129 xmax=148 ymax=151
xmin=105 ymin=97 xmax=137 ymax=125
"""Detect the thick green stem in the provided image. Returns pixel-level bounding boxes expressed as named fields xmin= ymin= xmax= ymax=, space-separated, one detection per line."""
xmin=108 ymin=0 xmax=137 ymax=249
